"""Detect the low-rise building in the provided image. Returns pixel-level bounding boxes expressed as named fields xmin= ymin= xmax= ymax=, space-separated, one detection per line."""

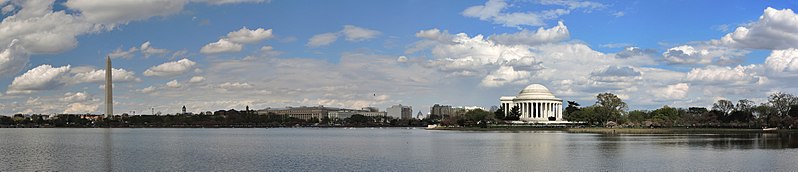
xmin=387 ymin=104 xmax=412 ymax=119
xmin=257 ymin=106 xmax=340 ymax=121
xmin=258 ymin=106 xmax=388 ymax=121
xmin=328 ymin=109 xmax=386 ymax=119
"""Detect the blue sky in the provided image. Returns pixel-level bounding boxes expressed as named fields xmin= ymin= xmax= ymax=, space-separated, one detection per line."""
xmin=1 ymin=0 xmax=798 ymax=115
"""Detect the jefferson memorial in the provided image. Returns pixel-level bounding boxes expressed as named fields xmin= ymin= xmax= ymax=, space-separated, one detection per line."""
xmin=500 ymin=84 xmax=563 ymax=121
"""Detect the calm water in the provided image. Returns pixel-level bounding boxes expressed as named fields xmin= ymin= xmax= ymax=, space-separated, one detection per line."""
xmin=1 ymin=128 xmax=798 ymax=171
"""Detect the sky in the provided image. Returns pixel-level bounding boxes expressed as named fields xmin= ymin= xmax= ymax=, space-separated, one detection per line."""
xmin=1 ymin=0 xmax=798 ymax=115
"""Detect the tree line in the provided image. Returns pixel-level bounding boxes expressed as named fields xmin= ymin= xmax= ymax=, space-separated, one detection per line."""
xmin=449 ymin=92 xmax=798 ymax=129
xmin=559 ymin=92 xmax=798 ymax=128
xmin=0 ymin=109 xmax=428 ymax=128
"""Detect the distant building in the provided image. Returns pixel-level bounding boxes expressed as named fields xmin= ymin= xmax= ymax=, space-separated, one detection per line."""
xmin=361 ymin=107 xmax=379 ymax=112
xmin=455 ymin=106 xmax=485 ymax=111
xmin=431 ymin=104 xmax=468 ymax=117
xmin=257 ymin=106 xmax=339 ymax=121
xmin=258 ymin=106 xmax=387 ymax=121
xmin=328 ymin=109 xmax=386 ymax=119
xmin=387 ymin=104 xmax=412 ymax=119
xmin=430 ymin=104 xmax=454 ymax=117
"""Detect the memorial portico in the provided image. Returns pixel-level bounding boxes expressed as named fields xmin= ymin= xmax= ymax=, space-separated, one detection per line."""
xmin=500 ymin=84 xmax=563 ymax=121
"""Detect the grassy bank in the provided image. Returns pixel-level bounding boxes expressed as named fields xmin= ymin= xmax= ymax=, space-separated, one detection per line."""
xmin=564 ymin=128 xmax=776 ymax=134
xmin=428 ymin=126 xmax=567 ymax=131
xmin=429 ymin=126 xmax=797 ymax=134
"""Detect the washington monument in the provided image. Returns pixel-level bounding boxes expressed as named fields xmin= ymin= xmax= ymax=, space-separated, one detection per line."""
xmin=105 ymin=56 xmax=113 ymax=117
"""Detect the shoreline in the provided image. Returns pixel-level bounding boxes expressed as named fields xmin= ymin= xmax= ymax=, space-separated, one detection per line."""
xmin=427 ymin=127 xmax=798 ymax=134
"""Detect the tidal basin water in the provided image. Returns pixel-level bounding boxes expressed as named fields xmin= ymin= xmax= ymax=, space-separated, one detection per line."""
xmin=1 ymin=128 xmax=798 ymax=171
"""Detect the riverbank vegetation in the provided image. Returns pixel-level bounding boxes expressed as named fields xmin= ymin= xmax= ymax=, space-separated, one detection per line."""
xmin=561 ymin=92 xmax=798 ymax=129
xmin=0 ymin=110 xmax=429 ymax=128
xmin=438 ymin=92 xmax=798 ymax=130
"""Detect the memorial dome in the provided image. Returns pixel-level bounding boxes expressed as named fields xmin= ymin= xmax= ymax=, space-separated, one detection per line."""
xmin=516 ymin=84 xmax=556 ymax=99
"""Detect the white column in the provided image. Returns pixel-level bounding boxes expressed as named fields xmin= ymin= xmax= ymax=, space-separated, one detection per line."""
xmin=537 ymin=102 xmax=541 ymax=119
xmin=535 ymin=102 xmax=539 ymax=119
xmin=526 ymin=102 xmax=530 ymax=118
xmin=546 ymin=102 xmax=550 ymax=119
xmin=523 ymin=102 xmax=527 ymax=118
xmin=543 ymin=102 xmax=549 ymax=120
xmin=505 ymin=103 xmax=509 ymax=116
xmin=532 ymin=102 xmax=538 ymax=118
xmin=528 ymin=102 xmax=532 ymax=118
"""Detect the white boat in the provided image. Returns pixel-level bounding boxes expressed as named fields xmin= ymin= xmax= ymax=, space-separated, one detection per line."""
xmin=426 ymin=124 xmax=438 ymax=129
xmin=763 ymin=127 xmax=778 ymax=131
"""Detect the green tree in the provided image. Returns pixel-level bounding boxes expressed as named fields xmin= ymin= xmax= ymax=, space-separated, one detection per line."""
xmin=494 ymin=107 xmax=505 ymax=120
xmin=464 ymin=109 xmax=491 ymax=126
xmin=564 ymin=101 xmax=581 ymax=118
xmin=712 ymin=99 xmax=735 ymax=115
xmin=506 ymin=106 xmax=521 ymax=120
xmin=627 ymin=110 xmax=648 ymax=124
xmin=736 ymin=99 xmax=755 ymax=112
xmin=562 ymin=101 xmax=580 ymax=121
xmin=650 ymin=105 xmax=680 ymax=127
xmin=769 ymin=92 xmax=797 ymax=117
xmin=595 ymin=93 xmax=627 ymax=124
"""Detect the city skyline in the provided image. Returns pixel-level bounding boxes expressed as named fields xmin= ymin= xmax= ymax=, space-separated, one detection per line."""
xmin=1 ymin=0 xmax=798 ymax=115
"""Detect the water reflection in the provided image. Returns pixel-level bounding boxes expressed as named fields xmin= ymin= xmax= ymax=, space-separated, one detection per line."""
xmin=610 ymin=132 xmax=798 ymax=149
xmin=103 ymin=129 xmax=113 ymax=171
xmin=2 ymin=129 xmax=798 ymax=171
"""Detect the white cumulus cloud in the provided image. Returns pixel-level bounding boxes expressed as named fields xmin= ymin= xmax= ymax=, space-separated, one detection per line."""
xmin=200 ymin=39 xmax=242 ymax=54
xmin=219 ymin=82 xmax=253 ymax=90
xmin=61 ymin=91 xmax=89 ymax=102
xmin=662 ymin=45 xmax=747 ymax=65
xmin=489 ymin=21 xmax=569 ymax=46
xmin=189 ymin=76 xmax=206 ymax=83
xmin=64 ymin=0 xmax=188 ymax=25
xmin=0 ymin=39 xmax=29 ymax=76
xmin=200 ymin=27 xmax=273 ymax=54
xmin=225 ymin=27 xmax=273 ymax=44
xmin=140 ymin=41 xmax=169 ymax=57
xmin=70 ymin=67 xmax=140 ymax=84
xmin=143 ymin=58 xmax=197 ymax=77
xmin=653 ymin=83 xmax=689 ymax=100
xmin=166 ymin=80 xmax=181 ymax=88
xmin=686 ymin=65 xmax=763 ymax=85
xmin=6 ymin=64 xmax=71 ymax=94
xmin=764 ymin=48 xmax=798 ymax=76
xmin=139 ymin=86 xmax=156 ymax=94
xmin=713 ymin=7 xmax=798 ymax=50
xmin=63 ymin=102 xmax=99 ymax=114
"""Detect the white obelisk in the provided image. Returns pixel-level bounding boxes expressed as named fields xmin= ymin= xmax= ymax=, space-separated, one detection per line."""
xmin=105 ymin=56 xmax=113 ymax=117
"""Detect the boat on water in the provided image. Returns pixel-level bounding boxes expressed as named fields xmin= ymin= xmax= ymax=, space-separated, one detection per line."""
xmin=763 ymin=127 xmax=778 ymax=131
xmin=426 ymin=124 xmax=438 ymax=129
